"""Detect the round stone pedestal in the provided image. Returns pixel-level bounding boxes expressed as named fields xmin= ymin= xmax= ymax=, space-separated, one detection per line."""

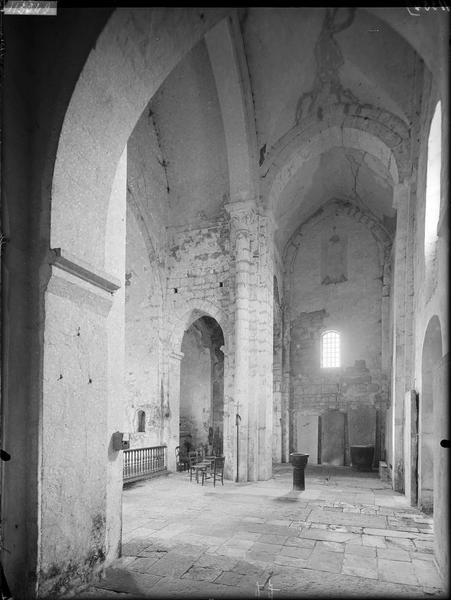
xmin=290 ymin=452 xmax=309 ymax=491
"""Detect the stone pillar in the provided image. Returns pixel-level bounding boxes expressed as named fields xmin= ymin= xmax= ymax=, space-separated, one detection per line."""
xmin=225 ymin=199 xmax=256 ymax=482
xmin=105 ymin=147 xmax=127 ymax=563
xmin=272 ymin=299 xmax=283 ymax=463
xmin=255 ymin=211 xmax=274 ymax=480
xmin=391 ymin=181 xmax=410 ymax=492
xmin=35 ymin=149 xmax=126 ymax=595
xmin=281 ymin=306 xmax=291 ymax=463
xmin=380 ymin=246 xmax=392 ymax=375
xmin=433 ymin=353 xmax=449 ymax=588
xmin=222 ymin=347 xmax=235 ymax=480
xmin=166 ymin=350 xmax=184 ymax=473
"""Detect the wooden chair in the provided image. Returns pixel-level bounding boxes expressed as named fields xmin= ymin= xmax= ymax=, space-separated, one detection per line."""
xmin=187 ymin=451 xmax=198 ymax=482
xmin=175 ymin=446 xmax=189 ymax=472
xmin=202 ymin=456 xmax=225 ymax=487
xmin=194 ymin=454 xmax=215 ymax=484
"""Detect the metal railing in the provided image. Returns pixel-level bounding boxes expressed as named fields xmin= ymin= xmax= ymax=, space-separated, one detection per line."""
xmin=123 ymin=445 xmax=167 ymax=483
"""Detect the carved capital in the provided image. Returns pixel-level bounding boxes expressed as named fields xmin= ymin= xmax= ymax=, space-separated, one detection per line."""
xmin=225 ymin=200 xmax=257 ymax=233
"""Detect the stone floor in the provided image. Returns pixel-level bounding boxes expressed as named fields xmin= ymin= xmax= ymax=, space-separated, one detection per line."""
xmin=80 ymin=464 xmax=446 ymax=598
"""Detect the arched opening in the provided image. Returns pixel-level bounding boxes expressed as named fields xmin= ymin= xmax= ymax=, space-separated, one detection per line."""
xmin=32 ymin=8 xmax=229 ymax=594
xmin=321 ymin=330 xmax=341 ymax=369
xmin=273 ymin=275 xmax=283 ymax=462
xmin=419 ymin=315 xmax=442 ymax=513
xmin=136 ymin=410 xmax=146 ymax=433
xmin=179 ymin=316 xmax=224 ymax=458
xmin=424 ymin=102 xmax=442 ymax=294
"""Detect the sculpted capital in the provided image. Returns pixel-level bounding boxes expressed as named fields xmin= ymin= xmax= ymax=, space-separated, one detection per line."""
xmin=225 ymin=199 xmax=257 ymax=235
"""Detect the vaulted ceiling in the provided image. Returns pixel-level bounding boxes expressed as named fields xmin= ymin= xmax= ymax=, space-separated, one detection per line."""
xmin=130 ymin=7 xmax=428 ymax=251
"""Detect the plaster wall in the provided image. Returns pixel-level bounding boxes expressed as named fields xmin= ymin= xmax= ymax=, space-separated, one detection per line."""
xmin=127 ymin=106 xmax=168 ymax=256
xmin=41 ymin=276 xmax=111 ymax=594
xmin=1 ymin=10 xmax=114 ymax=598
xmin=150 ymin=39 xmax=229 ymax=226
xmin=410 ymin=64 xmax=449 ymax=586
xmin=38 ymin=148 xmax=127 ymax=597
xmin=125 ymin=203 xmax=164 ymax=449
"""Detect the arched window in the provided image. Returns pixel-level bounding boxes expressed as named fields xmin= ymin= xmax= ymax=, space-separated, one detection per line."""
xmin=321 ymin=331 xmax=340 ymax=368
xmin=424 ymin=102 xmax=441 ymax=270
xmin=137 ymin=410 xmax=146 ymax=433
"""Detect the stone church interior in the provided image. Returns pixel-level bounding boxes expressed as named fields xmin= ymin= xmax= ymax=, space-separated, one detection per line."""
xmin=1 ymin=5 xmax=449 ymax=598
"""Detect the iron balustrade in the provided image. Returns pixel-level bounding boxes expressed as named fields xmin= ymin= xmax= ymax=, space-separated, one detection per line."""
xmin=123 ymin=445 xmax=167 ymax=483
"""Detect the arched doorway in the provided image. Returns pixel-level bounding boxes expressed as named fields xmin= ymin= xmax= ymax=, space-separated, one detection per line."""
xmin=419 ymin=315 xmax=442 ymax=512
xmin=179 ymin=317 xmax=224 ymax=457
xmin=27 ymin=8 xmax=230 ymax=597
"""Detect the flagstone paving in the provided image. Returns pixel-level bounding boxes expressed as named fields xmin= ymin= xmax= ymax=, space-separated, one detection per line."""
xmin=78 ymin=464 xmax=446 ymax=598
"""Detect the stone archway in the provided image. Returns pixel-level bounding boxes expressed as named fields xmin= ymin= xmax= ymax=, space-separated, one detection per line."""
xmin=280 ymin=198 xmax=393 ymax=464
xmin=37 ymin=7 xmax=230 ymax=596
xmin=260 ymin=103 xmax=409 ymax=211
xmin=179 ymin=316 xmax=225 ymax=457
xmin=419 ymin=315 xmax=442 ymax=513
xmin=165 ymin=302 xmax=231 ymax=476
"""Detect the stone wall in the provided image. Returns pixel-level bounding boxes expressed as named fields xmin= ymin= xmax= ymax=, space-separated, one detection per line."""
xmin=124 ymin=214 xmax=231 ymax=456
xmin=165 ymin=220 xmax=230 ymax=315
xmin=287 ymin=211 xmax=386 ymax=464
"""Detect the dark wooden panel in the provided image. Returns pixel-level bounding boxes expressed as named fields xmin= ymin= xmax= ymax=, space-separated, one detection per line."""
xmin=321 ymin=410 xmax=345 ymax=466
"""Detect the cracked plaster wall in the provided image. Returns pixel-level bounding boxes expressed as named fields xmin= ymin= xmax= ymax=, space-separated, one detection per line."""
xmin=125 ymin=202 xmax=164 ymax=448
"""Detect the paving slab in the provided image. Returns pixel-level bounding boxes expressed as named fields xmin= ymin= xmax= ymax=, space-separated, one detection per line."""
xmin=300 ymin=527 xmax=358 ymax=543
xmin=411 ymin=559 xmax=444 ymax=589
xmin=316 ymin=540 xmax=344 ymax=553
xmin=279 ymin=544 xmax=314 ymax=559
xmin=181 ymin=564 xmax=222 ymax=582
xmin=284 ymin=536 xmax=316 ymax=548
xmin=376 ymin=547 xmax=411 ymax=562
xmin=269 ymin=567 xmax=432 ymax=597
xmin=365 ymin=527 xmax=417 ymax=538
xmin=344 ymin=543 xmax=376 ymax=557
xmin=92 ymin=464 xmax=446 ymax=599
xmin=258 ymin=533 xmax=288 ymax=545
xmin=378 ymin=558 xmax=419 ymax=586
xmin=309 ymin=509 xmax=387 ymax=527
xmin=362 ymin=534 xmax=386 ymax=547
xmin=274 ymin=554 xmax=310 ymax=568
xmin=128 ymin=556 xmax=162 ymax=572
xmin=146 ymin=552 xmax=194 ymax=578
xmin=306 ymin=545 xmax=344 ymax=573
xmin=342 ymin=553 xmax=378 ymax=579
xmin=214 ymin=545 xmax=247 ymax=559
xmin=385 ymin=537 xmax=415 ymax=551
xmin=96 ymin=568 xmax=160 ymax=595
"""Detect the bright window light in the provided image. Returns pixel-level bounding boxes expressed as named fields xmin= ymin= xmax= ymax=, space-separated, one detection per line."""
xmin=321 ymin=331 xmax=340 ymax=368
xmin=424 ymin=102 xmax=441 ymax=263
